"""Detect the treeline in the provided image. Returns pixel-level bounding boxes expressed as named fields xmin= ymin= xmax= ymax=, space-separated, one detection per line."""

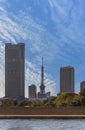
xmin=1 ymin=89 xmax=85 ymax=107
xmin=31 ymin=90 xmax=85 ymax=107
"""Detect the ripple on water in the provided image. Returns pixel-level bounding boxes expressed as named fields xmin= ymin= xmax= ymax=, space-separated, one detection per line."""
xmin=0 ymin=119 xmax=85 ymax=130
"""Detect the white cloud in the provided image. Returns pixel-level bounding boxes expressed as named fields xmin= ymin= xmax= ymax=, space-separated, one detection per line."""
xmin=48 ymin=0 xmax=67 ymax=16
xmin=0 ymin=5 xmax=57 ymax=97
xmin=0 ymin=0 xmax=6 ymax=2
xmin=0 ymin=42 xmax=5 ymax=97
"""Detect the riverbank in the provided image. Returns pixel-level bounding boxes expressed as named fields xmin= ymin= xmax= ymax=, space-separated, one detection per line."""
xmin=0 ymin=115 xmax=85 ymax=119
xmin=0 ymin=107 xmax=85 ymax=119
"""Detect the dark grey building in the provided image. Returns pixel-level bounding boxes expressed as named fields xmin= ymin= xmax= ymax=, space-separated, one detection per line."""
xmin=80 ymin=81 xmax=85 ymax=91
xmin=60 ymin=66 xmax=74 ymax=94
xmin=5 ymin=43 xmax=25 ymax=99
xmin=29 ymin=84 xmax=37 ymax=99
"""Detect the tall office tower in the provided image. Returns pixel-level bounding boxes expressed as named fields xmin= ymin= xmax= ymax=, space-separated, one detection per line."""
xmin=80 ymin=81 xmax=85 ymax=91
xmin=60 ymin=66 xmax=74 ymax=94
xmin=29 ymin=84 xmax=37 ymax=99
xmin=5 ymin=43 xmax=25 ymax=99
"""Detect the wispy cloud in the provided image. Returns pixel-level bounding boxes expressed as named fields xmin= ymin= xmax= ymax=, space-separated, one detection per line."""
xmin=48 ymin=0 xmax=67 ymax=16
xmin=47 ymin=0 xmax=85 ymax=92
xmin=48 ymin=0 xmax=85 ymax=56
xmin=0 ymin=0 xmax=85 ymax=96
xmin=0 ymin=42 xmax=5 ymax=97
xmin=0 ymin=5 xmax=57 ymax=97
xmin=0 ymin=0 xmax=6 ymax=2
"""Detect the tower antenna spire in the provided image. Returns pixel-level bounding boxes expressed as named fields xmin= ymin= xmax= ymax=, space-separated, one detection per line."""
xmin=40 ymin=56 xmax=45 ymax=94
xmin=42 ymin=56 xmax=43 ymax=66
xmin=38 ymin=57 xmax=51 ymax=99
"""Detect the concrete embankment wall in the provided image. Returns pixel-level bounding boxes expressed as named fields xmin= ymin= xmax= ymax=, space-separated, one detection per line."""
xmin=0 ymin=107 xmax=85 ymax=115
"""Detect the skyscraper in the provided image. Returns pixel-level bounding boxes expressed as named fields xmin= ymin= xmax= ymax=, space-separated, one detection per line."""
xmin=80 ymin=81 xmax=85 ymax=91
xmin=29 ymin=84 xmax=37 ymax=100
xmin=5 ymin=43 xmax=25 ymax=99
xmin=60 ymin=66 xmax=74 ymax=94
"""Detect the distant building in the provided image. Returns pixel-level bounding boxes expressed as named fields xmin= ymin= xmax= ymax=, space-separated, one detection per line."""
xmin=5 ymin=43 xmax=25 ymax=99
xmin=60 ymin=66 xmax=74 ymax=94
xmin=29 ymin=84 xmax=37 ymax=100
xmin=38 ymin=57 xmax=50 ymax=100
xmin=80 ymin=81 xmax=85 ymax=91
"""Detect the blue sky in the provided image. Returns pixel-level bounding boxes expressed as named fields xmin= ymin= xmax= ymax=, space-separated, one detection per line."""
xmin=0 ymin=0 xmax=85 ymax=97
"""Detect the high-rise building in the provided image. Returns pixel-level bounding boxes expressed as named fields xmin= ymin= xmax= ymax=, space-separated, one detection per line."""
xmin=29 ymin=84 xmax=37 ymax=99
xmin=5 ymin=43 xmax=25 ymax=99
xmin=80 ymin=81 xmax=85 ymax=91
xmin=60 ymin=66 xmax=74 ymax=94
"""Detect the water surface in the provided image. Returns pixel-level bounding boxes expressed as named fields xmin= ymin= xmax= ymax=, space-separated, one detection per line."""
xmin=0 ymin=119 xmax=85 ymax=130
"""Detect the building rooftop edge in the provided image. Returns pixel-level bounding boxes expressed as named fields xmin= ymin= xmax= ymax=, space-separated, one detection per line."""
xmin=60 ymin=66 xmax=74 ymax=69
xmin=5 ymin=43 xmax=25 ymax=46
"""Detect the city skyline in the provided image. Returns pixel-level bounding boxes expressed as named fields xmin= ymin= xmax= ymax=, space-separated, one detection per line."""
xmin=4 ymin=43 xmax=85 ymax=98
xmin=0 ymin=0 xmax=85 ymax=97
xmin=1 ymin=42 xmax=85 ymax=98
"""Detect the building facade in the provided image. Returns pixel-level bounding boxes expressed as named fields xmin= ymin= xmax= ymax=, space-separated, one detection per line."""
xmin=60 ymin=66 xmax=74 ymax=94
xmin=29 ymin=84 xmax=37 ymax=99
xmin=80 ymin=81 xmax=85 ymax=91
xmin=5 ymin=43 xmax=25 ymax=99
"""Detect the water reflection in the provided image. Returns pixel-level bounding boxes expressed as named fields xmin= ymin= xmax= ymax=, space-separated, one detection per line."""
xmin=6 ymin=127 xmax=21 ymax=130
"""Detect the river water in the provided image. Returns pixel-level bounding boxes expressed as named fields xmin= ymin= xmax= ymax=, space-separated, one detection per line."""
xmin=0 ymin=119 xmax=85 ymax=130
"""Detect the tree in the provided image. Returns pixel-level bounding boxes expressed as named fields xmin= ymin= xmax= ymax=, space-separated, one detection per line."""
xmin=79 ymin=96 xmax=85 ymax=106
xmin=2 ymin=99 xmax=16 ymax=107
xmin=55 ymin=92 xmax=77 ymax=107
